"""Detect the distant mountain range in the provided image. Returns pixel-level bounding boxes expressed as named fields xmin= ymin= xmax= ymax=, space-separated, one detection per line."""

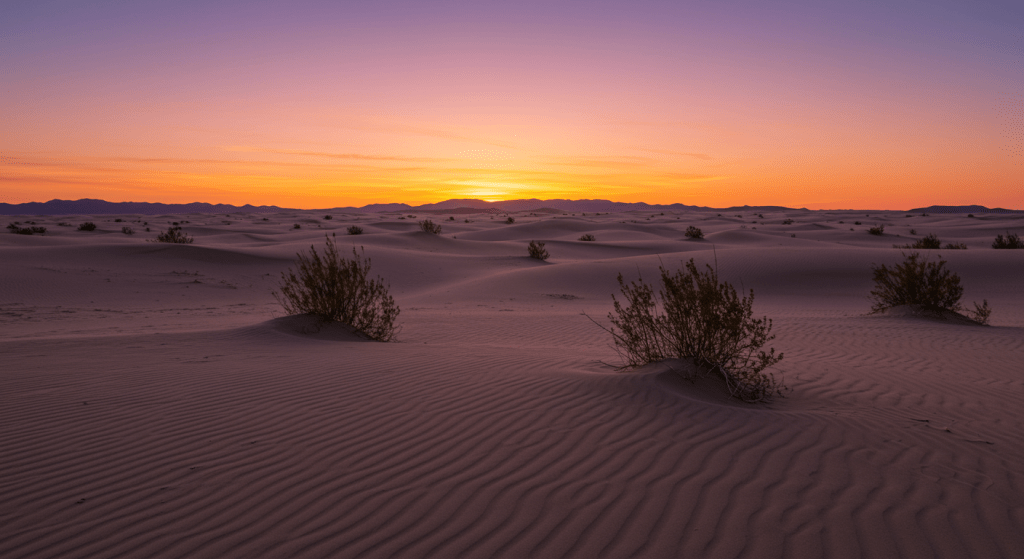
xmin=906 ymin=205 xmax=1023 ymax=214
xmin=1 ymin=198 xmax=1020 ymax=215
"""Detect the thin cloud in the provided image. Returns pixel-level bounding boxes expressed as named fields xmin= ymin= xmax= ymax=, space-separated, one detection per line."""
xmin=223 ymin=146 xmax=448 ymax=162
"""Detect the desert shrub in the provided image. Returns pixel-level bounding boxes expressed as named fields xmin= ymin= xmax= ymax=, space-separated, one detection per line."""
xmin=579 ymin=234 xmax=596 ymax=241
xmin=870 ymin=252 xmax=989 ymax=323
xmin=684 ymin=226 xmax=704 ymax=239
xmin=896 ymin=234 xmax=947 ymax=249
xmin=528 ymin=240 xmax=549 ymax=260
xmin=293 ymin=224 xmax=301 ymax=229
xmin=448 ymin=216 xmax=455 ymax=221
xmin=944 ymin=242 xmax=967 ymax=250
xmin=121 ymin=226 xmax=134 ymax=235
xmin=7 ymin=223 xmax=45 ymax=235
xmin=324 ymin=215 xmax=332 ymax=220
xmin=910 ymin=234 xmax=941 ymax=249
xmin=992 ymin=233 xmax=1024 ymax=249
xmin=868 ymin=225 xmax=885 ymax=235
xmin=58 ymin=222 xmax=72 ymax=227
xmin=274 ymin=234 xmax=400 ymax=341
xmin=854 ymin=221 xmax=862 ymax=225
xmin=78 ymin=222 xmax=97 ymax=231
xmin=419 ymin=219 xmax=442 ymax=234
xmin=347 ymin=225 xmax=363 ymax=235
xmin=910 ymin=229 xmax=916 ymax=235
xmin=154 ymin=226 xmax=193 ymax=244
xmin=592 ymin=259 xmax=784 ymax=402
xmin=114 ymin=218 xmax=123 ymax=222
xmin=782 ymin=219 xmax=794 ymax=225
xmin=506 ymin=217 xmax=515 ymax=224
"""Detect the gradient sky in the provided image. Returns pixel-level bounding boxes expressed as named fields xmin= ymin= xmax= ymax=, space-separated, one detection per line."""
xmin=2 ymin=0 xmax=1022 ymax=209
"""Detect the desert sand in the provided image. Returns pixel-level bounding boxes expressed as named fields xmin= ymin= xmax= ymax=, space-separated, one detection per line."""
xmin=2 ymin=209 xmax=1023 ymax=558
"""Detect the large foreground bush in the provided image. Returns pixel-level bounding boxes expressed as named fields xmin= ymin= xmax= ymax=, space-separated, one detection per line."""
xmin=592 ymin=259 xmax=784 ymax=402
xmin=274 ymin=234 xmax=400 ymax=341
xmin=870 ymin=252 xmax=990 ymax=324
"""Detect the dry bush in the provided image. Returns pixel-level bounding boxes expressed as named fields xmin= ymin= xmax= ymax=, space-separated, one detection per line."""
xmin=528 ymin=240 xmax=549 ymax=260
xmin=684 ymin=226 xmax=704 ymax=239
xmin=992 ymin=233 xmax=1023 ymax=249
xmin=78 ymin=222 xmax=97 ymax=231
xmin=506 ymin=217 xmax=515 ymax=224
xmin=870 ymin=252 xmax=990 ymax=324
xmin=590 ymin=259 xmax=784 ymax=402
xmin=121 ymin=226 xmax=134 ymax=235
xmin=323 ymin=215 xmax=332 ymax=220
xmin=579 ymin=234 xmax=596 ymax=241
xmin=293 ymin=223 xmax=301 ymax=229
xmin=419 ymin=219 xmax=442 ymax=234
xmin=7 ymin=223 xmax=46 ymax=235
xmin=274 ymin=234 xmax=400 ymax=341
xmin=868 ymin=225 xmax=885 ymax=235
xmin=782 ymin=219 xmax=794 ymax=225
xmin=154 ymin=226 xmax=193 ymax=244
xmin=347 ymin=225 xmax=363 ymax=235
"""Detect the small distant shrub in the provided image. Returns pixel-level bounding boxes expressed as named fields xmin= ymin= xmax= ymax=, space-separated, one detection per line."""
xmin=782 ymin=219 xmax=794 ymax=225
xmin=262 ymin=217 xmax=269 ymax=221
xmin=419 ymin=219 xmax=442 ymax=234
xmin=58 ymin=222 xmax=72 ymax=227
xmin=589 ymin=259 xmax=784 ymax=402
xmin=464 ymin=219 xmax=470 ymax=223
xmin=908 ymin=234 xmax=941 ymax=249
xmin=145 ymin=227 xmax=151 ymax=232
xmin=448 ymin=216 xmax=455 ymax=221
xmin=992 ymin=233 xmax=1024 ymax=249
xmin=854 ymin=221 xmax=862 ymax=225
xmin=910 ymin=229 xmax=916 ymax=235
xmin=944 ymin=242 xmax=967 ymax=250
xmin=791 ymin=234 xmax=796 ymax=238
xmin=78 ymin=222 xmax=97 ymax=231
xmin=868 ymin=225 xmax=884 ymax=236
xmin=579 ymin=234 xmax=596 ymax=241
xmin=324 ymin=215 xmax=333 ymax=220
xmin=7 ymin=223 xmax=45 ymax=235
xmin=347 ymin=225 xmax=364 ymax=235
xmin=684 ymin=226 xmax=704 ymax=239
xmin=293 ymin=224 xmax=301 ymax=229
xmin=528 ymin=240 xmax=549 ymax=260
xmin=967 ymin=214 xmax=975 ymax=218
xmin=274 ymin=234 xmax=400 ymax=341
xmin=114 ymin=218 xmax=123 ymax=223
xmin=154 ymin=226 xmax=193 ymax=244
xmin=121 ymin=226 xmax=134 ymax=235
xmin=506 ymin=217 xmax=515 ymax=224
xmin=870 ymin=252 xmax=989 ymax=324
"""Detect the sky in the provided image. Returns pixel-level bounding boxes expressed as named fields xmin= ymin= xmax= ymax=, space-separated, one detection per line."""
xmin=2 ymin=0 xmax=1022 ymax=210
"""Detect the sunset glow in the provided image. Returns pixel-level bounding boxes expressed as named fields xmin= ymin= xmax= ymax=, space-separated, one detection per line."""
xmin=3 ymin=1 xmax=1022 ymax=210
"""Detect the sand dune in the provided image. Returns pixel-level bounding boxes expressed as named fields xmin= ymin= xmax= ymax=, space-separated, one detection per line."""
xmin=2 ymin=210 xmax=1023 ymax=558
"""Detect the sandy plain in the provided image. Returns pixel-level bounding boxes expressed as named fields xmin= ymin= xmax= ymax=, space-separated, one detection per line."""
xmin=1 ymin=208 xmax=1023 ymax=558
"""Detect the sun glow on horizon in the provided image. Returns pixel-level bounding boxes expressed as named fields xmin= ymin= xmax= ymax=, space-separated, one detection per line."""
xmin=2 ymin=2 xmax=1021 ymax=210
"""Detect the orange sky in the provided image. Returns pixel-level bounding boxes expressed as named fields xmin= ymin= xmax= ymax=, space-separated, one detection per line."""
xmin=2 ymin=1 xmax=1021 ymax=210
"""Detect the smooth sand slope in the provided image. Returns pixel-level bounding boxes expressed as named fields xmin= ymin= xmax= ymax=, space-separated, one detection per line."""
xmin=2 ymin=210 xmax=1023 ymax=558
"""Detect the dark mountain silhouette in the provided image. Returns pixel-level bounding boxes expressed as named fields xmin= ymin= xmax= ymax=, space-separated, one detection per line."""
xmin=3 ymin=198 xmax=1017 ymax=216
xmin=907 ymin=205 xmax=1023 ymax=214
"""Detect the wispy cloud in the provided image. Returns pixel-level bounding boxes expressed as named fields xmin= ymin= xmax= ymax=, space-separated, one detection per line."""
xmin=222 ymin=146 xmax=448 ymax=162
